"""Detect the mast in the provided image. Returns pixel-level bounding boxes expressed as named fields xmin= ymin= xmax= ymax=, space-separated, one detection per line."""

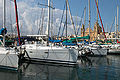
xmin=47 ymin=0 xmax=50 ymax=46
xmin=84 ymin=7 xmax=86 ymax=27
xmin=66 ymin=0 xmax=67 ymax=42
xmin=10 ymin=1 xmax=13 ymax=38
xmin=95 ymin=0 xmax=106 ymax=40
xmin=96 ymin=0 xmax=98 ymax=40
xmin=115 ymin=16 xmax=117 ymax=42
xmin=40 ymin=8 xmax=45 ymax=35
xmin=117 ymin=6 xmax=119 ymax=38
xmin=51 ymin=1 xmax=53 ymax=38
xmin=88 ymin=0 xmax=91 ymax=43
xmin=66 ymin=0 xmax=78 ymax=44
xmin=14 ymin=0 xmax=21 ymax=45
xmin=106 ymin=24 xmax=107 ymax=32
xmin=3 ymin=0 xmax=6 ymax=46
xmin=97 ymin=0 xmax=98 ymax=23
xmin=75 ymin=13 xmax=78 ymax=35
xmin=3 ymin=0 xmax=5 ymax=29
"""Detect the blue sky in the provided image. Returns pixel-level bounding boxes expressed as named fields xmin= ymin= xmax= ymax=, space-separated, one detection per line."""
xmin=53 ymin=0 xmax=120 ymax=32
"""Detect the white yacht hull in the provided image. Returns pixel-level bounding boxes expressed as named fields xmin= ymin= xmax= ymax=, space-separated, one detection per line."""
xmin=91 ymin=48 xmax=108 ymax=56
xmin=108 ymin=49 xmax=120 ymax=54
xmin=0 ymin=47 xmax=18 ymax=70
xmin=23 ymin=45 xmax=78 ymax=64
xmin=78 ymin=45 xmax=108 ymax=56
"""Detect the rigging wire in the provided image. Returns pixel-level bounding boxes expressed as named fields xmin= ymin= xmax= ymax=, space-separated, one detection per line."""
xmin=77 ymin=7 xmax=86 ymax=35
xmin=61 ymin=22 xmax=66 ymax=37
xmin=57 ymin=3 xmax=66 ymax=39
xmin=109 ymin=18 xmax=115 ymax=33
xmin=37 ymin=8 xmax=43 ymax=35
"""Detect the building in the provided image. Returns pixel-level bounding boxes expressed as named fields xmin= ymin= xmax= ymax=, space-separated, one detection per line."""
xmin=81 ymin=22 xmax=102 ymax=41
xmin=81 ymin=24 xmax=85 ymax=37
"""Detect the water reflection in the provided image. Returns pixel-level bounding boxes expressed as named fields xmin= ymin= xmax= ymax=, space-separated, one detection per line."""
xmin=20 ymin=63 xmax=78 ymax=80
xmin=0 ymin=55 xmax=120 ymax=80
xmin=0 ymin=69 xmax=18 ymax=80
xmin=78 ymin=55 xmax=120 ymax=80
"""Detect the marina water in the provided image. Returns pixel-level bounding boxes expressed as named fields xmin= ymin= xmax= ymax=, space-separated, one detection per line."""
xmin=0 ymin=55 xmax=120 ymax=80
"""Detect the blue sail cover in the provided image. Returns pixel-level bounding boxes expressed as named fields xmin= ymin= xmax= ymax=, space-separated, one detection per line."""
xmin=78 ymin=40 xmax=96 ymax=44
xmin=62 ymin=42 xmax=77 ymax=46
xmin=49 ymin=37 xmax=62 ymax=43
xmin=0 ymin=28 xmax=7 ymax=35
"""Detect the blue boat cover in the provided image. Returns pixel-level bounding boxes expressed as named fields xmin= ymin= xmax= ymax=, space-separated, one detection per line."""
xmin=49 ymin=37 xmax=62 ymax=43
xmin=62 ymin=40 xmax=77 ymax=46
xmin=78 ymin=40 xmax=96 ymax=44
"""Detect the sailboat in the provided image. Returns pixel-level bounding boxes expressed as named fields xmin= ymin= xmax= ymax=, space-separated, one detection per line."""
xmin=22 ymin=0 xmax=78 ymax=65
xmin=89 ymin=0 xmax=108 ymax=56
xmin=79 ymin=0 xmax=108 ymax=56
xmin=0 ymin=0 xmax=19 ymax=70
xmin=107 ymin=6 xmax=120 ymax=54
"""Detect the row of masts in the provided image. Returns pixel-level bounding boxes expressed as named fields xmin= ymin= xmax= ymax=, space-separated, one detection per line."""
xmin=88 ymin=0 xmax=119 ymax=43
xmin=88 ymin=0 xmax=105 ymax=42
xmin=47 ymin=0 xmax=78 ymax=46
xmin=46 ymin=0 xmax=119 ymax=44
xmin=2 ymin=0 xmax=119 ymax=45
